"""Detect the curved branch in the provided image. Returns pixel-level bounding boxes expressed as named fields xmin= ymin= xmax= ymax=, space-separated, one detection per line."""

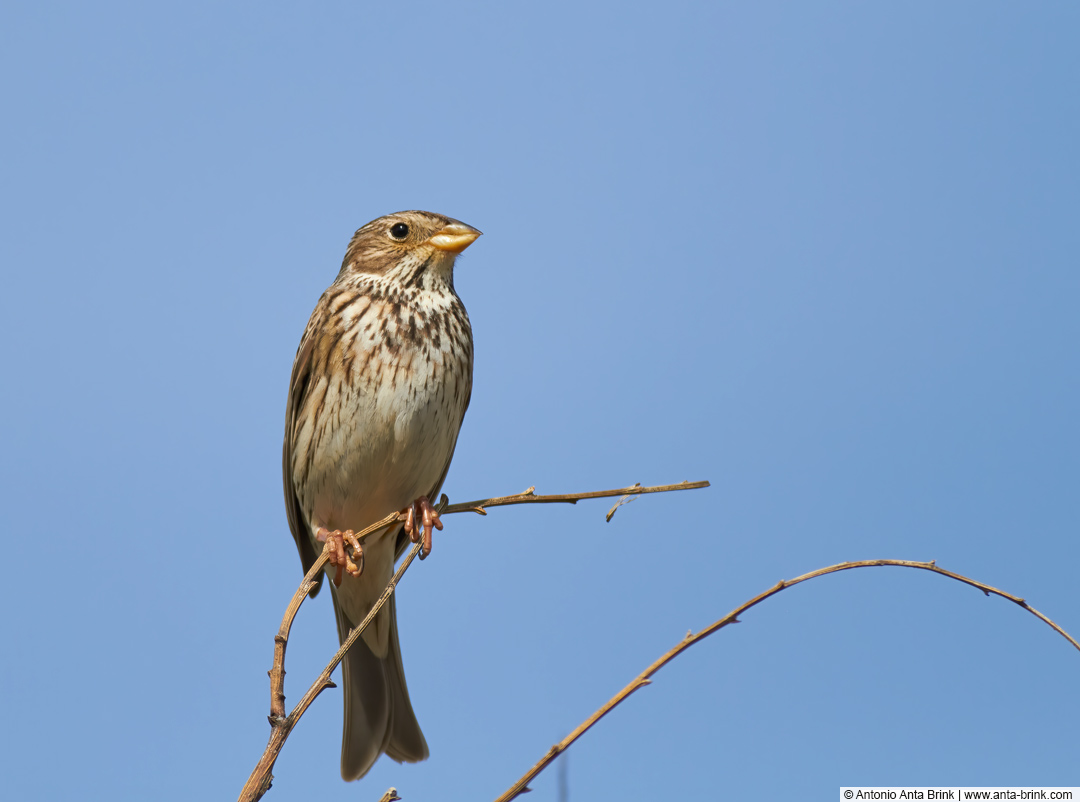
xmin=493 ymin=559 xmax=1080 ymax=802
xmin=241 ymin=480 xmax=711 ymax=801
xmin=267 ymin=510 xmax=401 ymax=723
xmin=240 ymin=502 xmax=443 ymax=802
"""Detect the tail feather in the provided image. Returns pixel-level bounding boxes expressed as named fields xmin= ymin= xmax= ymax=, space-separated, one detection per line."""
xmin=383 ymin=599 xmax=430 ymax=763
xmin=331 ymin=585 xmax=429 ymax=781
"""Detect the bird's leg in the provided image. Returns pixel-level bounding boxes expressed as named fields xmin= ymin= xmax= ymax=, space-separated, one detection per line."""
xmin=400 ymin=496 xmax=443 ymax=560
xmin=315 ymin=527 xmax=364 ymax=586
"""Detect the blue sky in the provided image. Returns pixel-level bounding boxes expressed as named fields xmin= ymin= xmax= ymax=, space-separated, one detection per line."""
xmin=1 ymin=2 xmax=1078 ymax=799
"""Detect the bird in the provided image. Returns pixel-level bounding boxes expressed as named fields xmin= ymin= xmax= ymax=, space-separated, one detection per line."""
xmin=282 ymin=210 xmax=480 ymax=780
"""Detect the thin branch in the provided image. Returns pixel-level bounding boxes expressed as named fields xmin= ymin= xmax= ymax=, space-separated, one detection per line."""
xmin=241 ymin=480 xmax=711 ymax=801
xmin=444 ymin=480 xmax=710 ymax=517
xmin=493 ymin=558 xmax=1080 ymax=802
xmin=240 ymin=501 xmax=443 ymax=802
xmin=267 ymin=510 xmax=402 ymax=722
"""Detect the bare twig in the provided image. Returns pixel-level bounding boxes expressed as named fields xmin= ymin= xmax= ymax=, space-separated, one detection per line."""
xmin=267 ymin=510 xmax=401 ymax=723
xmin=444 ymin=480 xmax=709 ymax=517
xmin=493 ymin=558 xmax=1080 ymax=802
xmin=240 ymin=499 xmax=444 ymax=802
xmin=241 ymin=480 xmax=711 ymax=801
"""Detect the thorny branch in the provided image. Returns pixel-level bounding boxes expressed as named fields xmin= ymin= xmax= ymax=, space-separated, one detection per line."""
xmin=239 ymin=480 xmax=710 ymax=802
xmin=242 ymin=480 xmax=1078 ymax=802
xmin=492 ymin=559 xmax=1080 ymax=802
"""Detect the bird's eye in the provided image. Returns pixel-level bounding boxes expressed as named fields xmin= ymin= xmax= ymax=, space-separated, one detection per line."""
xmin=389 ymin=223 xmax=410 ymax=240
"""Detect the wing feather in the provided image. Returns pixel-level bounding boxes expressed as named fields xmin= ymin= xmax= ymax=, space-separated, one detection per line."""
xmin=283 ymin=303 xmax=325 ymax=596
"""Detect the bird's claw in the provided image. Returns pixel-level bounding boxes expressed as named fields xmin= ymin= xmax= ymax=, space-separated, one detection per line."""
xmin=400 ymin=496 xmax=443 ymax=560
xmin=316 ymin=527 xmax=364 ymax=586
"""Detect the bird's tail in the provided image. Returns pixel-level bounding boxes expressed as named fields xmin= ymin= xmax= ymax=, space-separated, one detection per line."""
xmin=331 ymin=584 xmax=430 ymax=781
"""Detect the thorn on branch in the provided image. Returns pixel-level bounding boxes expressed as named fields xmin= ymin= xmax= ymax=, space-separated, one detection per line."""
xmin=605 ymin=483 xmax=642 ymax=522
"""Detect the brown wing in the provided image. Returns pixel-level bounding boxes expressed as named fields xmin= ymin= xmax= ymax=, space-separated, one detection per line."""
xmin=283 ymin=304 xmax=325 ymax=597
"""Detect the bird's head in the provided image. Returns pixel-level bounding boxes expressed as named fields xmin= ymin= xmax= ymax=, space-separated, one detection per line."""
xmin=337 ymin=210 xmax=481 ymax=289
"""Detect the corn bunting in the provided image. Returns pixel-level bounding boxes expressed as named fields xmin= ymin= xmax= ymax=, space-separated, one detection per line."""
xmin=283 ymin=210 xmax=480 ymax=780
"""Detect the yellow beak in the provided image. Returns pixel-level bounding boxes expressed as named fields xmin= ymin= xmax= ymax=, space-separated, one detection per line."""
xmin=428 ymin=221 xmax=482 ymax=254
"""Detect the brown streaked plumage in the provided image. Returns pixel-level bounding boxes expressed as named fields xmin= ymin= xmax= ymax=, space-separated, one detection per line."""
xmin=283 ymin=210 xmax=480 ymax=780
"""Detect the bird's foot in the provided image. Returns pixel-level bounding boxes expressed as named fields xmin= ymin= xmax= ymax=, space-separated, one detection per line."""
xmin=400 ymin=496 xmax=443 ymax=560
xmin=316 ymin=527 xmax=364 ymax=586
